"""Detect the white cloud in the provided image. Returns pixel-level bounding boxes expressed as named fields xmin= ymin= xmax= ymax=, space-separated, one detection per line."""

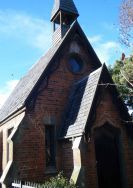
xmin=0 ymin=10 xmax=52 ymax=109
xmin=95 ymin=41 xmax=122 ymax=63
xmin=0 ymin=80 xmax=19 ymax=109
xmin=88 ymin=35 xmax=102 ymax=43
xmin=0 ymin=10 xmax=52 ymax=51
xmin=0 ymin=10 xmax=123 ymax=65
xmin=88 ymin=34 xmax=123 ymax=64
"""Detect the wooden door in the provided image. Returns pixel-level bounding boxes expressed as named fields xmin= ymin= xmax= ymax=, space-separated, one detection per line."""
xmin=94 ymin=125 xmax=121 ymax=188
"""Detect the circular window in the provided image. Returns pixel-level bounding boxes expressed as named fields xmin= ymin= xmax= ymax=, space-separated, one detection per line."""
xmin=68 ymin=56 xmax=83 ymax=73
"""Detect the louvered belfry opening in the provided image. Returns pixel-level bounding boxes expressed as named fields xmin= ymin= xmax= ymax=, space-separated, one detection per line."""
xmin=51 ymin=0 xmax=79 ymax=45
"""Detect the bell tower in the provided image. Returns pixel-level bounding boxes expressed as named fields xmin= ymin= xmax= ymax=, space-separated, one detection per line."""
xmin=51 ymin=0 xmax=79 ymax=45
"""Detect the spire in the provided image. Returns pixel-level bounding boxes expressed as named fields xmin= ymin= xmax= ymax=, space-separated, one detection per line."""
xmin=51 ymin=0 xmax=79 ymax=24
xmin=51 ymin=0 xmax=79 ymax=45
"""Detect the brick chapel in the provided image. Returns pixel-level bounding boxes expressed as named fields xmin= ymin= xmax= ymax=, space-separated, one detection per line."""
xmin=0 ymin=0 xmax=133 ymax=188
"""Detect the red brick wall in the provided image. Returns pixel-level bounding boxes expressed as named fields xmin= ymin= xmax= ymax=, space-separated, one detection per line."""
xmin=61 ymin=140 xmax=73 ymax=178
xmin=12 ymin=34 xmax=94 ymax=182
xmin=13 ymin=118 xmax=45 ymax=181
xmin=81 ymin=140 xmax=98 ymax=188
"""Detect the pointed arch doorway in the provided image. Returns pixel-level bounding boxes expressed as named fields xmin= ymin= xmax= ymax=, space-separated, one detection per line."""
xmin=94 ymin=123 xmax=122 ymax=188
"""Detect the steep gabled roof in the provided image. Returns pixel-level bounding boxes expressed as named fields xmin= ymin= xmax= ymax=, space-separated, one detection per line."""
xmin=0 ymin=21 xmax=101 ymax=124
xmin=60 ymin=64 xmax=130 ymax=139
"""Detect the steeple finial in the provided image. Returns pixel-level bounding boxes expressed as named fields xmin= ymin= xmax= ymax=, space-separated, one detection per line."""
xmin=51 ymin=0 xmax=79 ymax=45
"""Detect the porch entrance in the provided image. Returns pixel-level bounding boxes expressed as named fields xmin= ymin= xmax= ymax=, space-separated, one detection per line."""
xmin=94 ymin=123 xmax=121 ymax=188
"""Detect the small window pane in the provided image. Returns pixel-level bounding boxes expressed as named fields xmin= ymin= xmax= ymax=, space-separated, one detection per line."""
xmin=69 ymin=56 xmax=83 ymax=73
xmin=45 ymin=125 xmax=55 ymax=167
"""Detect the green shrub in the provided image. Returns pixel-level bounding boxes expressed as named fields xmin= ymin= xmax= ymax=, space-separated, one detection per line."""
xmin=41 ymin=172 xmax=78 ymax=188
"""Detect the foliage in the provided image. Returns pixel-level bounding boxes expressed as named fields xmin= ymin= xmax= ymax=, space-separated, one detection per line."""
xmin=119 ymin=0 xmax=133 ymax=47
xmin=109 ymin=54 xmax=133 ymax=109
xmin=41 ymin=172 xmax=78 ymax=188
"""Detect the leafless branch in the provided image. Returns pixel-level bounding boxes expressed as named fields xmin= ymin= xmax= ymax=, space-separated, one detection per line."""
xmin=119 ymin=0 xmax=133 ymax=46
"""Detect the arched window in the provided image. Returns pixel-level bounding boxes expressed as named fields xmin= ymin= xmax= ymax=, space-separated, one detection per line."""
xmin=45 ymin=124 xmax=56 ymax=168
xmin=43 ymin=115 xmax=57 ymax=173
xmin=68 ymin=55 xmax=83 ymax=73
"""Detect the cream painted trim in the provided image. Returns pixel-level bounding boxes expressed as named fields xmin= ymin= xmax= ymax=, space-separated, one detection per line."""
xmin=0 ymin=107 xmax=26 ymax=127
xmin=71 ymin=136 xmax=82 ymax=184
xmin=0 ymin=161 xmax=12 ymax=183
xmin=72 ymin=137 xmax=82 ymax=150
xmin=0 ymin=112 xmax=25 ymax=187
xmin=2 ymin=130 xmax=8 ymax=171
xmin=0 ymin=111 xmax=25 ymax=131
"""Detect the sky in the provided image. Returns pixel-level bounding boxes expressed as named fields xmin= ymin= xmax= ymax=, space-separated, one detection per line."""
xmin=0 ymin=0 xmax=132 ymax=108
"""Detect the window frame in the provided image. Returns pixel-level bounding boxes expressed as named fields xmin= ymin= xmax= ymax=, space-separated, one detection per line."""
xmin=45 ymin=124 xmax=56 ymax=171
xmin=67 ymin=53 xmax=85 ymax=74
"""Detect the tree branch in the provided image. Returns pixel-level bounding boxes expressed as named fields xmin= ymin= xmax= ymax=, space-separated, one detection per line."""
xmin=120 ymin=70 xmax=133 ymax=88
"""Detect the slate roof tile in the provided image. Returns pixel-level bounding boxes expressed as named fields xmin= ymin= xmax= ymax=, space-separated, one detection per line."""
xmin=60 ymin=67 xmax=102 ymax=138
